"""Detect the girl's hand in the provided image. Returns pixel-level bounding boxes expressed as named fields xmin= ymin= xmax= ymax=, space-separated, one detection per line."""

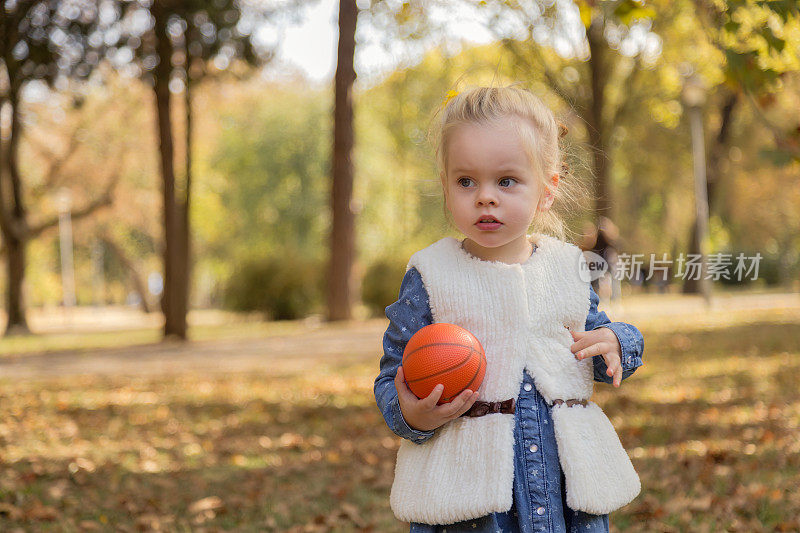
xmin=570 ymin=329 xmax=623 ymax=388
xmin=394 ymin=366 xmax=480 ymax=432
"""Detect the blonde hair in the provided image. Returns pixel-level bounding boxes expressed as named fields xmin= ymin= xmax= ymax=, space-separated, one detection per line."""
xmin=428 ymin=84 xmax=590 ymax=243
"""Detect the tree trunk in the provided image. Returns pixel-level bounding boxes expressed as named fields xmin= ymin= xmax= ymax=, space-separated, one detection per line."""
xmin=152 ymin=3 xmax=187 ymax=339
xmin=0 ymin=92 xmax=31 ymax=335
xmin=682 ymin=90 xmax=739 ymax=293
xmin=4 ymin=234 xmax=29 ymax=335
xmin=327 ymin=0 xmax=358 ymax=322
xmin=586 ymin=19 xmax=611 ymax=223
xmin=179 ymin=70 xmax=193 ymax=319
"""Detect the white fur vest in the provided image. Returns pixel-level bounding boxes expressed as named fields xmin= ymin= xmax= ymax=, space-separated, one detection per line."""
xmin=389 ymin=234 xmax=640 ymax=525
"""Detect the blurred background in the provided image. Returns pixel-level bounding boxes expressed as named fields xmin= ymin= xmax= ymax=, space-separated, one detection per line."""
xmin=0 ymin=0 xmax=798 ymax=531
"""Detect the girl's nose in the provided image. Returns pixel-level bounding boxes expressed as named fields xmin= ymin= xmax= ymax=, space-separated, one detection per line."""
xmin=476 ymin=187 xmax=497 ymax=206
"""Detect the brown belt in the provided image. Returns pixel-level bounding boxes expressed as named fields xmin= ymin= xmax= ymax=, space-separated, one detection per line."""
xmin=460 ymin=398 xmax=515 ymax=418
xmin=460 ymin=397 xmax=588 ymax=418
xmin=552 ymin=399 xmax=588 ymax=407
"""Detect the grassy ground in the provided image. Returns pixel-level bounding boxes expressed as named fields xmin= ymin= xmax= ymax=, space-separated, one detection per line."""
xmin=1 ymin=293 xmax=799 ymax=532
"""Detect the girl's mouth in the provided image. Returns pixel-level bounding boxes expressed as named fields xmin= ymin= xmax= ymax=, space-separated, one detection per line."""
xmin=475 ymin=216 xmax=502 ymax=230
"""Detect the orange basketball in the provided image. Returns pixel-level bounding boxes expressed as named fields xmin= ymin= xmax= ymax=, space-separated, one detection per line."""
xmin=402 ymin=323 xmax=486 ymax=405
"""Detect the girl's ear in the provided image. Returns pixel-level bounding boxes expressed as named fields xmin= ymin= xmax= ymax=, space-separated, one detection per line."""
xmin=538 ymin=174 xmax=559 ymax=211
xmin=440 ymin=170 xmax=450 ymax=208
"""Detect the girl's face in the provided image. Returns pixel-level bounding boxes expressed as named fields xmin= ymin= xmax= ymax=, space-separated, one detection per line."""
xmin=440 ymin=118 xmax=556 ymax=263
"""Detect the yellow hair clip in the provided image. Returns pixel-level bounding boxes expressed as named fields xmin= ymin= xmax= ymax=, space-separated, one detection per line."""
xmin=441 ymin=89 xmax=459 ymax=108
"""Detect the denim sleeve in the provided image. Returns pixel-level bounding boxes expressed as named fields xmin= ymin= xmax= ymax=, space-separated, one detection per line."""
xmin=373 ymin=267 xmax=436 ymax=445
xmin=584 ymin=285 xmax=644 ymax=384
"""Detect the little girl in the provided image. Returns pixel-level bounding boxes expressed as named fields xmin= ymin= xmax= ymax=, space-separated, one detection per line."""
xmin=373 ymin=85 xmax=645 ymax=533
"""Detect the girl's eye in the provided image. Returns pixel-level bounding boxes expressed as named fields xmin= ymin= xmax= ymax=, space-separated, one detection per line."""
xmin=457 ymin=177 xmax=473 ymax=187
xmin=499 ymin=177 xmax=517 ymax=187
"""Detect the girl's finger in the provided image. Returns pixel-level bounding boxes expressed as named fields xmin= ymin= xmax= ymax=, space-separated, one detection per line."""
xmin=570 ymin=333 xmax=592 ymax=353
xmin=574 ymin=342 xmax=602 ymax=360
xmin=610 ymin=364 xmax=622 ymax=387
xmin=578 ymin=341 xmax=618 ymax=360
xmin=604 ymin=353 xmax=621 ymax=369
xmin=445 ymin=388 xmax=476 ymax=418
xmin=423 ymin=383 xmax=445 ymax=408
xmin=605 ymin=360 xmax=621 ymax=382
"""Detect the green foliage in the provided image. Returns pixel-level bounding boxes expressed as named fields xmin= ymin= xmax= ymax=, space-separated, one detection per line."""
xmin=576 ymin=0 xmax=656 ymax=29
xmin=222 ymin=249 xmax=324 ymax=320
xmin=613 ymin=0 xmax=657 ymax=26
xmin=196 ymin=81 xmax=332 ymax=308
xmin=207 ymin=83 xmax=331 ymax=263
xmin=701 ymin=0 xmax=800 ymax=163
xmin=361 ymin=258 xmax=407 ymax=318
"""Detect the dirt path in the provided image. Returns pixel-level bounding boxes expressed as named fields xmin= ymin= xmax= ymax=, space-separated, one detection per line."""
xmin=0 ymin=319 xmax=386 ymax=380
xmin=2 ymin=291 xmax=798 ymax=381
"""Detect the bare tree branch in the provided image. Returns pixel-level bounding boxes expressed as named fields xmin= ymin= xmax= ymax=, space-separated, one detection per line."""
xmin=0 ymin=171 xmax=120 ymax=255
xmin=26 ymin=132 xmax=82 ymax=195
xmin=99 ymin=232 xmax=153 ymax=314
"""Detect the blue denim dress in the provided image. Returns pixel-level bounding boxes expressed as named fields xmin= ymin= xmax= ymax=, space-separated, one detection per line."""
xmin=373 ymin=251 xmax=645 ymax=533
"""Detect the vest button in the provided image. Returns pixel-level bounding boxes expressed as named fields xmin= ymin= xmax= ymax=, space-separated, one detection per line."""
xmin=536 ymin=506 xmax=545 ymax=515
xmin=529 ymin=444 xmax=538 ymax=453
xmin=524 ymin=383 xmax=532 ymax=391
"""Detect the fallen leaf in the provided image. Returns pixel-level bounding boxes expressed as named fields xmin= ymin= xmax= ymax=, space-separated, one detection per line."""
xmin=188 ymin=496 xmax=224 ymax=515
xmin=340 ymin=502 xmax=367 ymax=528
xmin=26 ymin=502 xmax=59 ymax=521
xmin=0 ymin=502 xmax=22 ymax=520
